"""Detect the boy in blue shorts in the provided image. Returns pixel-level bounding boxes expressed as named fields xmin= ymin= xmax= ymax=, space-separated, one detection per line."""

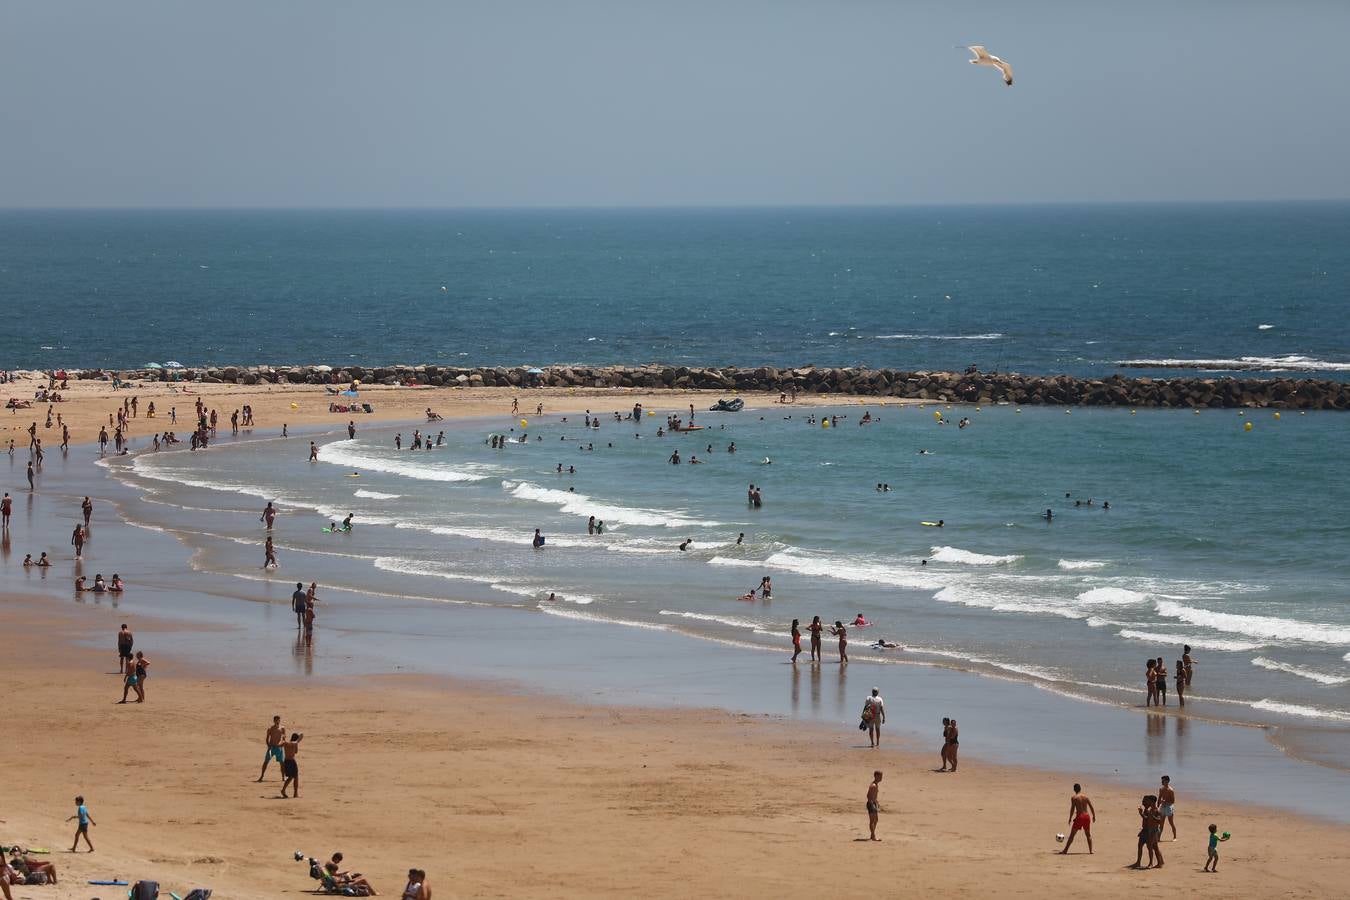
xmin=66 ymin=796 xmax=95 ymax=852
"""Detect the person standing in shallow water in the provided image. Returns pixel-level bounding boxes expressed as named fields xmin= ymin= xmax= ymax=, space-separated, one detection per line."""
xmin=807 ymin=616 xmax=823 ymax=662
xmin=790 ymin=619 xmax=802 ymax=663
xmin=830 ymin=621 xmax=848 ymax=663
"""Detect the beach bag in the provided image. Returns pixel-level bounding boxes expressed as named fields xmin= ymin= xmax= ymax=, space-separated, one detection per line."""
xmin=182 ymin=890 xmax=213 ymax=900
xmin=133 ymin=880 xmax=160 ymax=900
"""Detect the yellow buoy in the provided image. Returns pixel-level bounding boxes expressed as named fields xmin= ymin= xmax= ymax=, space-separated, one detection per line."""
xmin=1273 ymin=412 xmax=1281 ymax=420
xmin=647 ymin=410 xmax=654 ymax=416
xmin=1244 ymin=421 xmax=1253 ymax=432
xmin=1130 ymin=409 xmax=1137 ymax=415
xmin=933 ymin=411 xmax=942 ymax=420
xmin=822 ymin=418 xmax=830 ymax=428
xmin=1193 ymin=409 xmax=1201 ymax=415
xmin=975 ymin=406 xmax=981 ymax=412
xmin=520 ymin=419 xmax=528 ymax=428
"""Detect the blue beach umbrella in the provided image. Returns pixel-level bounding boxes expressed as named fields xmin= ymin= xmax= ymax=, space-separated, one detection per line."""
xmin=164 ymin=361 xmax=184 ymax=369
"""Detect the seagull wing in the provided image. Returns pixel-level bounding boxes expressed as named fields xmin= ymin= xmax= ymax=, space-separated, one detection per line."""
xmin=968 ymin=45 xmax=991 ymax=61
xmin=992 ymin=58 xmax=1014 ymax=85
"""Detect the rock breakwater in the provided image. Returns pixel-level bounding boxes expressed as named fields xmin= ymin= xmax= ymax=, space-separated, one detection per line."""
xmin=63 ymin=365 xmax=1350 ymax=410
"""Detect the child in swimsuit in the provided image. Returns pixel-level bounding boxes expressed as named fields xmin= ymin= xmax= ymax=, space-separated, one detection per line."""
xmin=1203 ymin=824 xmax=1229 ymax=872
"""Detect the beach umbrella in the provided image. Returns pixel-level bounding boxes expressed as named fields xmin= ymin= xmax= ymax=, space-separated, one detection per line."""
xmin=526 ymin=367 xmax=545 ymax=375
xmin=144 ymin=362 xmax=163 ymax=369
xmin=164 ymin=361 xmax=184 ymax=369
xmin=314 ymin=365 xmax=333 ymax=373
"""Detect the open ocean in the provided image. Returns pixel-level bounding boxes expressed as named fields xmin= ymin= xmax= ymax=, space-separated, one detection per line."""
xmin=6 ymin=204 xmax=1349 ymax=769
xmin=2 ymin=204 xmax=1349 ymax=376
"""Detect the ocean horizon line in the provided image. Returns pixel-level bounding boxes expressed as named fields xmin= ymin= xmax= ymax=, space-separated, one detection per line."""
xmin=3 ymin=198 xmax=1350 ymax=214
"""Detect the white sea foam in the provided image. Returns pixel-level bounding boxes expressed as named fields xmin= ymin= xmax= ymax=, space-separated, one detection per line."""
xmin=658 ymin=610 xmax=763 ymax=629
xmin=354 ymin=489 xmax=401 ymax=500
xmin=1257 ymin=323 xmax=1275 ymax=330
xmin=1057 ymin=559 xmax=1108 ymax=571
xmin=1116 ymin=355 xmax=1350 ymax=372
xmin=932 ymin=585 xmax=1082 ymax=619
xmin=1155 ymin=600 xmax=1350 ymax=646
xmin=710 ymin=550 xmax=947 ymax=591
xmin=503 ymin=480 xmax=718 ymax=529
xmin=1076 ymin=587 xmax=1149 ymax=606
xmin=537 ymin=606 xmax=671 ymax=631
xmin=876 ymin=333 xmax=1004 ymax=341
xmin=1116 ymin=629 xmax=1262 ymax=652
xmin=929 ymin=546 xmax=1020 ymax=566
xmin=1249 ymin=700 xmax=1350 ymax=722
xmin=320 ymin=440 xmax=496 ymax=483
xmin=1251 ymin=657 xmax=1350 ymax=685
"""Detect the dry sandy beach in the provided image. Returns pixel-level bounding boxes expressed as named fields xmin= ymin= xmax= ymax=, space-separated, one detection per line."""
xmin=3 ymin=600 xmax=1348 ymax=900
xmin=3 ymin=374 xmax=1348 ymax=898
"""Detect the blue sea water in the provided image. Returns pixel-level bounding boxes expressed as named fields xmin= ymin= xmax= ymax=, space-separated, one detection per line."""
xmin=2 ymin=204 xmax=1349 ymax=376
xmin=110 ymin=404 xmax=1350 ymax=762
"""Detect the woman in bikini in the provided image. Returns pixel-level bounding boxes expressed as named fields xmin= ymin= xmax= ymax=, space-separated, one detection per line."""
xmin=830 ymin=621 xmax=848 ymax=663
xmin=1174 ymin=658 xmax=1185 ymax=707
xmin=1145 ymin=659 xmax=1157 ymax=707
xmin=946 ymin=718 xmax=959 ymax=771
xmin=938 ymin=717 xmax=952 ymax=771
xmin=1154 ymin=657 xmax=1168 ymax=706
xmin=790 ymin=619 xmax=802 ymax=664
xmin=807 ymin=616 xmax=823 ymax=662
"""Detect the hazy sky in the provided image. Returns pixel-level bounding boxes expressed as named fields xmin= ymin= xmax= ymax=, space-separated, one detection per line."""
xmin=3 ymin=1 xmax=1347 ymax=207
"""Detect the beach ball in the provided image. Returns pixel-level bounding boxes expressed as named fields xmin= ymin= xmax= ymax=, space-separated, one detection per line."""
xmin=1055 ymin=833 xmax=1065 ymax=843
xmin=1243 ymin=421 xmax=1253 ymax=432
xmin=520 ymin=419 xmax=528 ymax=428
xmin=1273 ymin=412 xmax=1281 ymax=420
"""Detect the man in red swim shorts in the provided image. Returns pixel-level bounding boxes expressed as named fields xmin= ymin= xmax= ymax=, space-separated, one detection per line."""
xmin=1061 ymin=783 xmax=1096 ymax=854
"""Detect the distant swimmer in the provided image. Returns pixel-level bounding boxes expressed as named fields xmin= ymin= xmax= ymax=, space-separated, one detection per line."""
xmin=1044 ymin=508 xmax=1054 ymax=520
xmin=852 ymin=614 xmax=870 ymax=627
xmin=917 ymin=449 xmax=932 ymax=455
xmin=760 ymin=457 xmax=772 ymax=465
xmin=341 ymin=513 xmax=354 ymax=532
xmin=736 ymin=532 xmax=745 ymax=545
xmin=546 ymin=592 xmax=557 ymax=602
xmin=679 ymin=538 xmax=693 ymax=552
xmin=871 ymin=638 xmax=900 ymax=650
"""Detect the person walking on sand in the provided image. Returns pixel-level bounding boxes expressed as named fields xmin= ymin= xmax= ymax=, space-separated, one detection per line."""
xmin=66 ymin=795 xmax=95 ymax=852
xmin=864 ymin=687 xmax=886 ymax=748
xmin=258 ymin=715 xmax=286 ymax=782
xmin=1203 ymin=823 xmax=1229 ymax=873
xmin=117 ymin=624 xmax=134 ymax=674
xmin=1060 ymin=783 xmax=1096 ymax=854
xmin=264 ymin=536 xmax=278 ymax=569
xmin=865 ymin=771 xmax=883 ymax=840
xmin=292 ymin=583 xmax=308 ymax=628
xmin=1159 ymin=775 xmax=1177 ymax=841
xmin=280 ymin=732 xmax=304 ymax=798
xmin=71 ymin=524 xmax=85 ymax=559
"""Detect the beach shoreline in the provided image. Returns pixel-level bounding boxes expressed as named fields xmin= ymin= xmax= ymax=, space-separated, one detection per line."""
xmin=3 ymin=595 xmax=1348 ymax=899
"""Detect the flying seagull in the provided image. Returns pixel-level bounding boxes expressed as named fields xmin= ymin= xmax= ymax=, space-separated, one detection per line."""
xmin=967 ymin=45 xmax=1013 ymax=86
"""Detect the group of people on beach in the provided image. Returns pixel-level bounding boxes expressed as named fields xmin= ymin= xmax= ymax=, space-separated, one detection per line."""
xmin=1147 ymin=647 xmax=1194 ymax=706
